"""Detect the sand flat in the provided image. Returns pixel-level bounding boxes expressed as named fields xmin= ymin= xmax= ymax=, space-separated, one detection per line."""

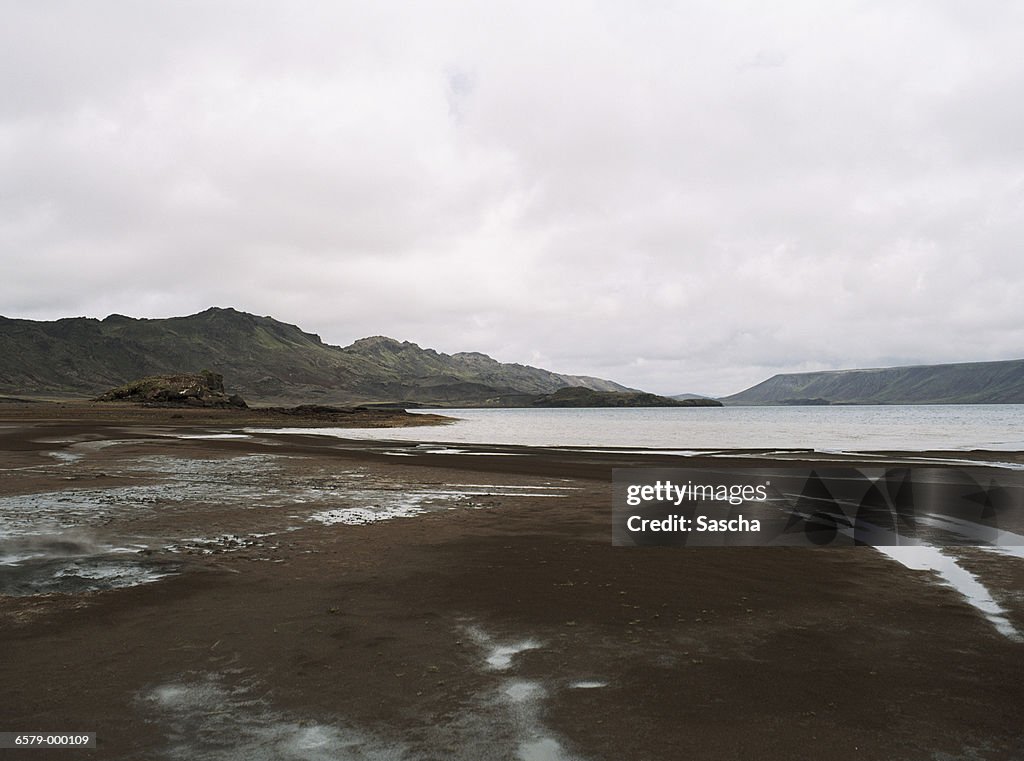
xmin=1 ymin=405 xmax=1022 ymax=760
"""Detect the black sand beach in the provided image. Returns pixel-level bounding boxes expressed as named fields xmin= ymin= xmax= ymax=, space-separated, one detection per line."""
xmin=1 ymin=404 xmax=1022 ymax=760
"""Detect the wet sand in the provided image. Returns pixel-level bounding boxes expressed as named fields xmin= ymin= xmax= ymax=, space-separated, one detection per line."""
xmin=1 ymin=405 xmax=1023 ymax=760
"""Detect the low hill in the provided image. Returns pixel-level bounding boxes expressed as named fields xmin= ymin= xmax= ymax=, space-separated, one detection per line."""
xmin=531 ymin=387 xmax=722 ymax=408
xmin=723 ymin=359 xmax=1024 ymax=405
xmin=0 ymin=308 xmax=632 ymax=406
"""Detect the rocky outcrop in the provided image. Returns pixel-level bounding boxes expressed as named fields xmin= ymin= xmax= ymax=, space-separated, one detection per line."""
xmin=96 ymin=371 xmax=247 ymax=408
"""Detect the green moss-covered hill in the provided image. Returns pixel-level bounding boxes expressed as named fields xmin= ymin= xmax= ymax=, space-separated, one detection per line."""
xmin=0 ymin=308 xmax=633 ymax=406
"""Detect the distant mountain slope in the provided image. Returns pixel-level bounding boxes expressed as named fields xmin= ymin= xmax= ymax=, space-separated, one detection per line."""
xmin=0 ymin=308 xmax=632 ymax=405
xmin=723 ymin=359 xmax=1024 ymax=405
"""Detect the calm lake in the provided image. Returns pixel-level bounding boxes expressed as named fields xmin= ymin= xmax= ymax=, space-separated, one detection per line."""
xmin=261 ymin=405 xmax=1024 ymax=452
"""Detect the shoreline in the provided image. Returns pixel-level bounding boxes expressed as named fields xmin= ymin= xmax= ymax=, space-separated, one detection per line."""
xmin=0 ymin=400 xmax=455 ymax=429
xmin=1 ymin=411 xmax=1022 ymax=759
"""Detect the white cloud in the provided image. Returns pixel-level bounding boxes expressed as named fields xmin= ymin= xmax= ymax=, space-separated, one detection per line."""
xmin=2 ymin=0 xmax=1023 ymax=396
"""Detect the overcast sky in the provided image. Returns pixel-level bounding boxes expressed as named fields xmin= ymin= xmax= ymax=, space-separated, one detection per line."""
xmin=3 ymin=1 xmax=1023 ymax=395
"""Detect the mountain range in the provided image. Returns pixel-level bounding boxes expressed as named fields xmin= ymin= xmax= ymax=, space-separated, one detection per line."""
xmin=0 ymin=308 xmax=631 ymax=406
xmin=2 ymin=308 xmax=1022 ymax=406
xmin=721 ymin=359 xmax=1024 ymax=405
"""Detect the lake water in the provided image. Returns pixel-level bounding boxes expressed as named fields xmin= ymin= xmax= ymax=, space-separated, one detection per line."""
xmin=257 ymin=405 xmax=1024 ymax=452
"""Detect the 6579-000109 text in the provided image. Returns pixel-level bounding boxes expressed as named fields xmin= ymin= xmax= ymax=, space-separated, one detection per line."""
xmin=0 ymin=733 xmax=97 ymax=749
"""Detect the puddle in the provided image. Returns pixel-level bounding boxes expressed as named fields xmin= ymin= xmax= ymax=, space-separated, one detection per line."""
xmin=310 ymin=503 xmax=429 ymax=526
xmin=504 ymin=680 xmax=543 ymax=703
xmin=0 ymin=533 xmax=142 ymax=566
xmin=518 ymin=738 xmax=574 ymax=761
xmin=71 ymin=439 xmax=148 ymax=451
xmin=453 ymin=452 xmax=526 ymax=456
xmin=307 ymin=483 xmax=572 ymax=527
xmin=456 ymin=484 xmax=582 ymax=491
xmin=917 ymin=515 xmax=1024 ymax=559
xmin=49 ymin=450 xmax=84 ymax=463
xmin=876 ymin=545 xmax=1022 ymax=641
xmin=0 ymin=455 xmax=291 ymax=535
xmin=138 ymin=619 xmax=595 ymax=761
xmin=486 ymin=641 xmax=543 ymax=670
xmin=139 ymin=675 xmax=404 ymax=761
xmin=0 ymin=554 xmax=178 ymax=596
xmin=491 ymin=673 xmax=577 ymax=761
xmin=0 ymin=533 xmax=172 ymax=596
xmin=173 ymin=433 xmax=253 ymax=440
xmin=413 ymin=445 xmax=470 ymax=455
xmin=898 ymin=456 xmax=1024 ymax=471
xmin=465 ymin=626 xmax=543 ymax=671
xmin=164 ymin=533 xmax=277 ymax=555
xmin=568 ymin=681 xmax=607 ymax=689
xmin=138 ymin=671 xmax=584 ymax=761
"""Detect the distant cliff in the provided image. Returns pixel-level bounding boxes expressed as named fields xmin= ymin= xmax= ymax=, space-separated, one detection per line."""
xmin=723 ymin=359 xmax=1024 ymax=405
xmin=0 ymin=308 xmax=632 ymax=406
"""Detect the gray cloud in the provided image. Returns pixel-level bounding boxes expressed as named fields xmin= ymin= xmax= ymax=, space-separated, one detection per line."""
xmin=2 ymin=1 xmax=1023 ymax=395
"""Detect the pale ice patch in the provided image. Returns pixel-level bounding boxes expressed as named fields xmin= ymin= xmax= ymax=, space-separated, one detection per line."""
xmin=568 ymin=681 xmax=607 ymax=689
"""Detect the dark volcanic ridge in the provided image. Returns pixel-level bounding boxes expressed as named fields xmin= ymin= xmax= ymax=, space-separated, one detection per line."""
xmin=0 ymin=308 xmax=633 ymax=407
